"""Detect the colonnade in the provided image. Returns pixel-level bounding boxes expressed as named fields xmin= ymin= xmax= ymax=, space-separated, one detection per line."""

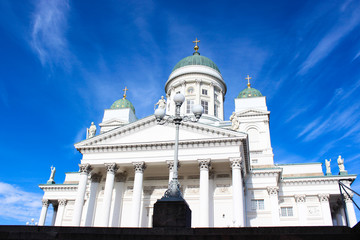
xmin=38 ymin=157 xmax=246 ymax=227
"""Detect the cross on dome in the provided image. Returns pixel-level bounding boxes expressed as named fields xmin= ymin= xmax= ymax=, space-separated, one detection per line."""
xmin=246 ymin=75 xmax=252 ymax=88
xmin=193 ymin=38 xmax=200 ymax=52
xmin=123 ymin=86 xmax=128 ymax=99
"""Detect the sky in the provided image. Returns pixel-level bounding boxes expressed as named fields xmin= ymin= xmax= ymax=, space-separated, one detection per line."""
xmin=0 ymin=0 xmax=360 ymax=225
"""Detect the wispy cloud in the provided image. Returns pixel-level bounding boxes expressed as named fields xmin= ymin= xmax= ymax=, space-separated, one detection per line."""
xmin=0 ymin=182 xmax=43 ymax=224
xmin=298 ymin=2 xmax=360 ymax=75
xmin=30 ymin=0 xmax=71 ymax=69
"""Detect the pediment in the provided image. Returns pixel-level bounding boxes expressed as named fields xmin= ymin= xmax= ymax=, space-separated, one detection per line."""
xmin=99 ymin=118 xmax=126 ymax=127
xmin=75 ymin=115 xmax=247 ymax=148
xmin=237 ymin=109 xmax=270 ymax=117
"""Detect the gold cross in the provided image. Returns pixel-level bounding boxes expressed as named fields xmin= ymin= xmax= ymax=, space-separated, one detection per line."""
xmin=246 ymin=75 xmax=252 ymax=88
xmin=123 ymin=86 xmax=128 ymax=99
xmin=193 ymin=38 xmax=200 ymax=52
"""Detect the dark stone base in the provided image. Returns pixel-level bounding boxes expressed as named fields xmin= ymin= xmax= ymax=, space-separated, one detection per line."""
xmin=0 ymin=225 xmax=359 ymax=240
xmin=152 ymin=198 xmax=191 ymax=228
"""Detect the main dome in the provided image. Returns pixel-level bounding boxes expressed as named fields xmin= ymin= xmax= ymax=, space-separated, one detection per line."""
xmin=172 ymin=52 xmax=220 ymax=73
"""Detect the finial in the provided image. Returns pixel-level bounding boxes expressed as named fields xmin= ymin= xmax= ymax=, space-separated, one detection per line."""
xmin=246 ymin=75 xmax=252 ymax=88
xmin=123 ymin=86 xmax=128 ymax=99
xmin=193 ymin=37 xmax=200 ymax=53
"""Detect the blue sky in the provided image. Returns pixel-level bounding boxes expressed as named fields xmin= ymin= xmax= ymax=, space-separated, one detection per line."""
xmin=0 ymin=0 xmax=360 ymax=225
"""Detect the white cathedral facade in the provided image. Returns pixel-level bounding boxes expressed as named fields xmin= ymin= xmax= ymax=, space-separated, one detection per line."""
xmin=39 ymin=43 xmax=357 ymax=228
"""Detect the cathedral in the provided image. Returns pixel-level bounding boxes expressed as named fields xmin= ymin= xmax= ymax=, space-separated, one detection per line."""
xmin=38 ymin=40 xmax=357 ymax=228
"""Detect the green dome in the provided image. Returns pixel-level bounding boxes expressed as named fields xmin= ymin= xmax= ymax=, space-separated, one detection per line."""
xmin=110 ymin=98 xmax=135 ymax=113
xmin=172 ymin=52 xmax=220 ymax=73
xmin=237 ymin=87 xmax=263 ymax=98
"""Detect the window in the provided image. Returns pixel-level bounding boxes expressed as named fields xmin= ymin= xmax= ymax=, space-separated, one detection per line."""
xmin=280 ymin=207 xmax=293 ymax=217
xmin=214 ymin=104 xmax=218 ymax=117
xmin=251 ymin=199 xmax=264 ymax=210
xmin=202 ymin=89 xmax=208 ymax=95
xmin=201 ymin=100 xmax=208 ymax=114
xmin=186 ymin=100 xmax=194 ymax=114
xmin=187 ymin=87 xmax=194 ymax=94
xmin=214 ymin=93 xmax=218 ymax=100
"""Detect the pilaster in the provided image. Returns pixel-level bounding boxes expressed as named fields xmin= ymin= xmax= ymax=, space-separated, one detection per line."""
xmin=267 ymin=186 xmax=280 ymax=226
xmin=318 ymin=194 xmax=332 ymax=226
xmin=295 ymin=194 xmax=306 ymax=226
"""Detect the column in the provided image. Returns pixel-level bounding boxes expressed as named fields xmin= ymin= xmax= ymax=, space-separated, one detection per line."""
xmin=101 ymin=163 xmax=118 ymax=227
xmin=209 ymin=171 xmax=215 ymax=227
xmin=318 ymin=194 xmax=332 ymax=226
xmin=51 ymin=203 xmax=58 ymax=226
xmin=84 ymin=173 xmax=101 ymax=226
xmin=267 ymin=186 xmax=280 ymax=226
xmin=198 ymin=159 xmax=211 ymax=227
xmin=131 ymin=162 xmax=146 ymax=227
xmin=209 ymin=82 xmax=215 ymax=116
xmin=55 ymin=199 xmax=67 ymax=226
xmin=72 ymin=163 xmax=92 ymax=226
xmin=295 ymin=195 xmax=306 ymax=226
xmin=344 ymin=193 xmax=357 ymax=227
xmin=196 ymin=79 xmax=201 ymax=105
xmin=111 ymin=172 xmax=127 ymax=227
xmin=219 ymin=90 xmax=224 ymax=120
xmin=230 ymin=157 xmax=245 ymax=227
xmin=38 ymin=199 xmax=49 ymax=226
xmin=181 ymin=81 xmax=186 ymax=114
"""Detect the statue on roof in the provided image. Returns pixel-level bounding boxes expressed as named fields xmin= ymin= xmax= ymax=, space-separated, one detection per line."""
xmin=230 ymin=112 xmax=240 ymax=131
xmin=87 ymin=122 xmax=97 ymax=139
xmin=47 ymin=166 xmax=56 ymax=184
xmin=155 ymin=96 xmax=166 ymax=110
xmin=337 ymin=155 xmax=346 ymax=172
xmin=325 ymin=159 xmax=331 ymax=175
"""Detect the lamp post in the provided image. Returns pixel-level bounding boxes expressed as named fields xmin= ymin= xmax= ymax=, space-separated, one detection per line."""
xmin=154 ymin=93 xmax=204 ymax=199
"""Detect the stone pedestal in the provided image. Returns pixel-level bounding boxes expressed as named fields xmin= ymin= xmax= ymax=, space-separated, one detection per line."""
xmin=153 ymin=198 xmax=191 ymax=228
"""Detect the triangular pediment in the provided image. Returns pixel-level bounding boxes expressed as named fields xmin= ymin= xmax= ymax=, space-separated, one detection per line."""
xmin=75 ymin=115 xmax=247 ymax=148
xmin=237 ymin=109 xmax=270 ymax=117
xmin=99 ymin=118 xmax=126 ymax=127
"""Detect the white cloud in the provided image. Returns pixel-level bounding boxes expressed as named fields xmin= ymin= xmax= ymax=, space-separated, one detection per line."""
xmin=30 ymin=0 xmax=71 ymax=69
xmin=0 ymin=182 xmax=44 ymax=224
xmin=298 ymin=4 xmax=360 ymax=75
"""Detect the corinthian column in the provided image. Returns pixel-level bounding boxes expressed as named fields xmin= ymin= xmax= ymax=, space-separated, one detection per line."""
xmin=55 ymin=199 xmax=67 ymax=226
xmin=101 ymin=163 xmax=118 ymax=227
xmin=344 ymin=193 xmax=357 ymax=227
xmin=131 ymin=162 xmax=146 ymax=227
xmin=267 ymin=186 xmax=280 ymax=226
xmin=111 ymin=172 xmax=127 ymax=227
xmin=72 ymin=163 xmax=92 ymax=226
xmin=295 ymin=195 xmax=306 ymax=226
xmin=85 ymin=173 xmax=101 ymax=226
xmin=38 ymin=199 xmax=49 ymax=226
xmin=230 ymin=157 xmax=245 ymax=227
xmin=198 ymin=159 xmax=211 ymax=227
xmin=318 ymin=194 xmax=332 ymax=226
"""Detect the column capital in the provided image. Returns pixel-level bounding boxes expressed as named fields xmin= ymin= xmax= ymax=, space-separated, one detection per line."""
xmin=42 ymin=199 xmax=49 ymax=207
xmin=166 ymin=160 xmax=180 ymax=171
xmin=115 ymin=172 xmax=127 ymax=182
xmin=133 ymin=162 xmax=146 ymax=173
xmin=229 ymin=157 xmax=242 ymax=169
xmin=295 ymin=194 xmax=306 ymax=203
xmin=105 ymin=163 xmax=118 ymax=174
xmin=343 ymin=193 xmax=354 ymax=203
xmin=79 ymin=163 xmax=92 ymax=174
xmin=318 ymin=193 xmax=330 ymax=202
xmin=58 ymin=199 xmax=67 ymax=206
xmin=90 ymin=173 xmax=102 ymax=183
xmin=267 ymin=186 xmax=279 ymax=196
xmin=198 ymin=159 xmax=211 ymax=170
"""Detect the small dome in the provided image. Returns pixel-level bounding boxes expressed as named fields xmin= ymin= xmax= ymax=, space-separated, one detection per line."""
xmin=172 ymin=52 xmax=220 ymax=73
xmin=110 ymin=98 xmax=135 ymax=113
xmin=237 ymin=87 xmax=263 ymax=98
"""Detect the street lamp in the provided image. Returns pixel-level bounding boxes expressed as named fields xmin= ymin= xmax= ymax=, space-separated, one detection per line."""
xmin=154 ymin=93 xmax=203 ymax=199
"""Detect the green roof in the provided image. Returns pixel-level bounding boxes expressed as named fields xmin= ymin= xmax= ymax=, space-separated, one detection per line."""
xmin=237 ymin=87 xmax=263 ymax=98
xmin=110 ymin=98 xmax=135 ymax=113
xmin=172 ymin=52 xmax=220 ymax=73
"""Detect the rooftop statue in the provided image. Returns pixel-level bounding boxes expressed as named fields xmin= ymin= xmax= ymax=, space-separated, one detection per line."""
xmin=325 ymin=159 xmax=331 ymax=175
xmin=230 ymin=112 xmax=240 ymax=131
xmin=47 ymin=166 xmax=56 ymax=184
xmin=155 ymin=96 xmax=166 ymax=110
xmin=87 ymin=122 xmax=97 ymax=138
xmin=337 ymin=155 xmax=346 ymax=172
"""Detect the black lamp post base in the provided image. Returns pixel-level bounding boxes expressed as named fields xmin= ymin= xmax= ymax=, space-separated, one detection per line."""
xmin=152 ymin=197 xmax=191 ymax=228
